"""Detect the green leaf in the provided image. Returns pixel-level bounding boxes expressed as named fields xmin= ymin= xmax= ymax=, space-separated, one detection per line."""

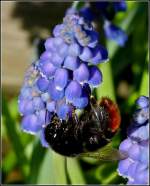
xmin=2 ymin=151 xmax=16 ymax=173
xmin=2 ymin=96 xmax=28 ymax=178
xmin=95 ymin=162 xmax=123 ymax=184
xmin=37 ymin=149 xmax=67 ymax=184
xmin=67 ymin=158 xmax=86 ymax=184
xmin=8 ymin=97 xmax=18 ymax=120
xmin=37 ymin=148 xmax=85 ymax=184
xmin=28 ymin=140 xmax=46 ymax=183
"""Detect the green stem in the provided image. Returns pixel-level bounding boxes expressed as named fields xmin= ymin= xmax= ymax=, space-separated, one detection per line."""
xmin=139 ymin=51 xmax=149 ymax=96
xmin=96 ymin=62 xmax=116 ymax=101
xmin=64 ymin=157 xmax=71 ymax=184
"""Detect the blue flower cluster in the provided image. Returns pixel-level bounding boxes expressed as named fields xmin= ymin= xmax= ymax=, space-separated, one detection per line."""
xmin=67 ymin=1 xmax=127 ymax=46
xmin=117 ymin=96 xmax=149 ymax=184
xmin=18 ymin=14 xmax=108 ymax=147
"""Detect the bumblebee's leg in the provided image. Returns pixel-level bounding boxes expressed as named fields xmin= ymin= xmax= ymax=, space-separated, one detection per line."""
xmin=72 ymin=109 xmax=79 ymax=124
xmin=89 ymin=96 xmax=102 ymax=125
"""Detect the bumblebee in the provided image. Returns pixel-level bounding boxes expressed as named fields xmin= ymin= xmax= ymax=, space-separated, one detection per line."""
xmin=44 ymin=97 xmax=126 ymax=160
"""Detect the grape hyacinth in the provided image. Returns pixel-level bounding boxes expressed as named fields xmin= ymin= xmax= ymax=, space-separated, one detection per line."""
xmin=18 ymin=14 xmax=108 ymax=147
xmin=67 ymin=1 xmax=128 ymax=46
xmin=117 ymin=96 xmax=149 ymax=185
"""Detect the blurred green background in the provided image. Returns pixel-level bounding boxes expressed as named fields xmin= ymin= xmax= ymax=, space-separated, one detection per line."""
xmin=1 ymin=1 xmax=148 ymax=184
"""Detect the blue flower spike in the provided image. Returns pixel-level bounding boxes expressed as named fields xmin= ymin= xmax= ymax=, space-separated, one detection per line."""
xmin=136 ymin=96 xmax=149 ymax=108
xmin=117 ymin=96 xmax=149 ymax=185
xmin=113 ymin=1 xmax=127 ymax=12
xmin=18 ymin=13 xmax=108 ymax=147
xmin=104 ymin=21 xmax=128 ymax=47
xmin=67 ymin=1 xmax=128 ymax=46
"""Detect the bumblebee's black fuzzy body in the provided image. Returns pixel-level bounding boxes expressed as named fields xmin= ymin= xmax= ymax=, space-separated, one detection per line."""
xmin=44 ymin=115 xmax=83 ymax=156
xmin=44 ymin=97 xmax=120 ymax=157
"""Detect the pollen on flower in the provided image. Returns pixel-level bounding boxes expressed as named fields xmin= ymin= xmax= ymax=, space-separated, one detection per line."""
xmin=67 ymin=1 xmax=128 ymax=46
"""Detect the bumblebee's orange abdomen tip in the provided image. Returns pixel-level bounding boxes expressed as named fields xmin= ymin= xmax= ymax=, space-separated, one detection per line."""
xmin=99 ymin=97 xmax=121 ymax=132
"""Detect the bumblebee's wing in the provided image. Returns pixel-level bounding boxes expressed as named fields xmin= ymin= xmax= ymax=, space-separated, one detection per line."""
xmin=78 ymin=144 xmax=128 ymax=161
